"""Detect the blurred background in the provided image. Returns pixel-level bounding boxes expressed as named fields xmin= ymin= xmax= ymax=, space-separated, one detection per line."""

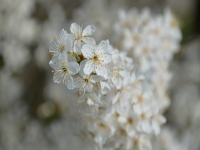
xmin=0 ymin=0 xmax=200 ymax=150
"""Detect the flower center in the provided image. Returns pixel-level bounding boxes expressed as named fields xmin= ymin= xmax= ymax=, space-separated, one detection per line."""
xmin=84 ymin=78 xmax=89 ymax=83
xmin=132 ymin=34 xmax=140 ymax=42
xmin=133 ymin=138 xmax=140 ymax=145
xmin=92 ymin=55 xmax=99 ymax=62
xmin=112 ymin=69 xmax=121 ymax=79
xmin=99 ymin=123 xmax=106 ymax=129
xmin=62 ymin=67 xmax=68 ymax=73
xmin=141 ymin=113 xmax=146 ymax=120
xmin=127 ymin=118 xmax=133 ymax=124
xmin=77 ymin=34 xmax=84 ymax=41
xmin=119 ymin=129 xmax=127 ymax=136
xmin=59 ymin=45 xmax=66 ymax=52
xmin=143 ymin=47 xmax=149 ymax=54
xmin=138 ymin=94 xmax=144 ymax=103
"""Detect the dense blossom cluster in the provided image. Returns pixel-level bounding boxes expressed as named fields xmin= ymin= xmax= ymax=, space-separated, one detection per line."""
xmin=1 ymin=0 xmax=192 ymax=149
xmin=114 ymin=8 xmax=182 ymax=111
xmin=49 ymin=9 xmax=181 ymax=148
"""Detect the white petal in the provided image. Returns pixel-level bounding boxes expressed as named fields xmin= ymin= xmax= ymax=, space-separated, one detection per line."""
xmin=73 ymin=76 xmax=82 ymax=89
xmin=159 ymin=115 xmax=166 ymax=124
xmin=89 ymin=93 xmax=102 ymax=105
xmin=68 ymin=34 xmax=76 ymax=42
xmin=49 ymin=57 xmax=56 ymax=66
xmin=49 ymin=57 xmax=59 ymax=68
xmin=81 ymin=44 xmax=95 ymax=59
xmin=87 ymin=99 xmax=95 ymax=106
xmin=53 ymin=73 xmax=69 ymax=84
xmin=68 ymin=62 xmax=80 ymax=75
xmin=53 ymin=74 xmax=60 ymax=83
xmin=100 ymin=53 xmax=112 ymax=64
xmin=83 ymin=37 xmax=96 ymax=45
xmin=94 ymin=135 xmax=104 ymax=144
xmin=82 ymin=25 xmax=95 ymax=36
xmin=84 ymin=60 xmax=95 ymax=75
xmin=70 ymin=23 xmax=82 ymax=36
xmin=118 ymin=116 xmax=127 ymax=123
xmin=112 ymin=92 xmax=120 ymax=104
xmin=100 ymin=81 xmax=110 ymax=90
xmin=112 ymin=49 xmax=122 ymax=65
xmin=79 ymin=60 xmax=87 ymax=77
xmin=49 ymin=38 xmax=66 ymax=56
xmin=58 ymin=51 xmax=68 ymax=60
xmin=73 ymin=40 xmax=82 ymax=54
xmin=67 ymin=54 xmax=76 ymax=62
xmin=152 ymin=121 xmax=160 ymax=135
xmin=65 ymin=78 xmax=74 ymax=89
xmin=96 ymin=40 xmax=107 ymax=52
xmin=90 ymin=75 xmax=104 ymax=82
xmin=65 ymin=37 xmax=73 ymax=52
xmin=59 ymin=29 xmax=68 ymax=39
xmin=134 ymin=104 xmax=142 ymax=114
xmin=95 ymin=64 xmax=107 ymax=78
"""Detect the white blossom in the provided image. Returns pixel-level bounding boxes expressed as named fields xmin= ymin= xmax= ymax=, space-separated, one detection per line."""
xmin=47 ymin=14 xmax=181 ymax=150
xmin=81 ymin=41 xmax=112 ymax=78
xmin=49 ymin=52 xmax=80 ymax=89
xmin=49 ymin=29 xmax=71 ymax=56
xmin=70 ymin=23 xmax=96 ymax=52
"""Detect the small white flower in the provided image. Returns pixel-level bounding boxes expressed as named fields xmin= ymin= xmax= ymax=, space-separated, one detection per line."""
xmin=130 ymin=134 xmax=152 ymax=150
xmin=49 ymin=53 xmax=80 ymax=89
xmin=123 ymin=28 xmax=142 ymax=50
xmin=88 ymin=120 xmax=112 ymax=145
xmin=164 ymin=9 xmax=182 ymax=41
xmin=110 ymin=67 xmax=124 ymax=89
xmin=70 ymin=23 xmax=96 ymax=44
xmin=134 ymin=42 xmax=154 ymax=59
xmin=150 ymin=101 xmax=166 ymax=135
xmin=81 ymin=40 xmax=112 ymax=78
xmin=132 ymin=91 xmax=152 ymax=105
xmin=111 ymin=49 xmax=122 ymax=66
xmin=49 ymin=29 xmax=71 ymax=56
xmin=99 ymin=80 xmax=111 ymax=94
xmin=78 ymin=93 xmax=102 ymax=106
xmin=111 ymin=126 xmax=130 ymax=148
xmin=116 ymin=108 xmax=139 ymax=137
xmin=74 ymin=74 xmax=103 ymax=93
xmin=74 ymin=60 xmax=104 ymax=93
xmin=134 ymin=103 xmax=153 ymax=134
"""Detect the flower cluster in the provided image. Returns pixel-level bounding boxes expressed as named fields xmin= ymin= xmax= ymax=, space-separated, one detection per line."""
xmin=114 ymin=8 xmax=182 ymax=111
xmin=0 ymin=0 xmax=186 ymax=149
xmin=49 ymin=23 xmax=125 ymax=96
xmin=49 ymin=22 xmax=169 ymax=150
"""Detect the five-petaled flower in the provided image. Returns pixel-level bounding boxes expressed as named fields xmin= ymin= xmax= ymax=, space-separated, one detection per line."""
xmin=81 ymin=40 xmax=112 ymax=78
